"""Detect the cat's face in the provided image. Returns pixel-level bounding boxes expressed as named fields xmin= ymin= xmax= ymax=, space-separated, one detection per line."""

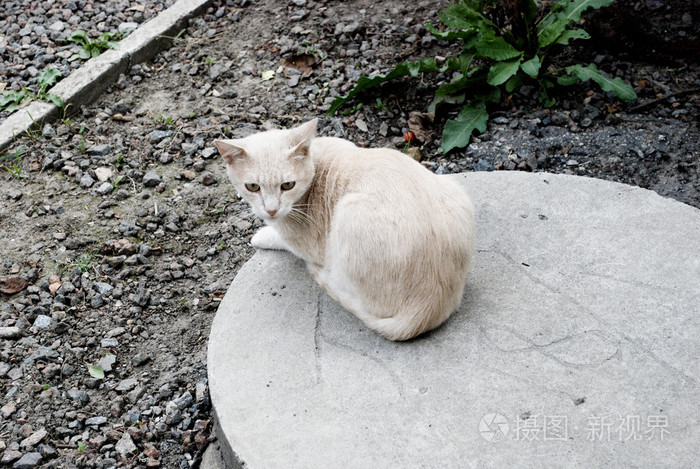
xmin=215 ymin=119 xmax=317 ymax=223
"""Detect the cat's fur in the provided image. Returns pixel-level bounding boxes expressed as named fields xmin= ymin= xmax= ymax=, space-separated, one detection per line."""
xmin=215 ymin=119 xmax=475 ymax=341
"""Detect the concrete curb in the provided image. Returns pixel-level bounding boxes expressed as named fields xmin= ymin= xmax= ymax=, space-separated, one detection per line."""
xmin=0 ymin=0 xmax=214 ymax=152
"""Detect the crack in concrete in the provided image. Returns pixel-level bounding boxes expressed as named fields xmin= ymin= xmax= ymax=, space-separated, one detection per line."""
xmin=314 ymin=291 xmax=322 ymax=385
xmin=485 ymin=248 xmax=697 ymax=384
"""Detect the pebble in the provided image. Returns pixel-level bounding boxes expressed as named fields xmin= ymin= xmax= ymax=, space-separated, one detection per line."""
xmin=11 ymin=452 xmax=42 ymax=469
xmin=97 ymin=353 xmax=116 ymax=372
xmin=85 ymin=416 xmax=108 ymax=426
xmin=79 ymin=173 xmax=95 ymax=188
xmin=0 ymin=326 xmax=21 ymax=339
xmin=96 ymin=182 xmax=113 ymax=195
xmin=115 ymin=432 xmax=137 ymax=457
xmin=143 ymin=171 xmax=162 ymax=187
xmin=20 ymin=428 xmax=47 ymax=448
xmin=86 ymin=144 xmax=111 ymax=156
xmin=67 ymin=389 xmax=89 ymax=403
xmin=32 ymin=315 xmax=52 ymax=329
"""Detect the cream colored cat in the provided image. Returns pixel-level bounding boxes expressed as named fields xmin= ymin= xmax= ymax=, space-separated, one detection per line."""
xmin=215 ymin=119 xmax=475 ymax=341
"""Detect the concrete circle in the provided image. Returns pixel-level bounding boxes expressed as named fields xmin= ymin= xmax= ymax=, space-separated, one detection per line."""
xmin=208 ymin=172 xmax=699 ymax=468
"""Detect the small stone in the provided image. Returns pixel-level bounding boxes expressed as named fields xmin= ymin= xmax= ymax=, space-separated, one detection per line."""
xmin=146 ymin=130 xmax=172 ymax=144
xmin=180 ymin=170 xmax=196 ymax=180
xmin=80 ymin=173 xmax=95 ymax=188
xmin=95 ymin=167 xmax=113 ymax=182
xmin=32 ymin=315 xmax=52 ymax=329
xmin=87 ymin=144 xmax=111 ymax=156
xmin=181 ymin=143 xmax=198 ymax=155
xmin=20 ymin=428 xmax=47 ymax=448
xmin=67 ymin=389 xmax=90 ymax=403
xmin=118 ymin=22 xmax=139 ymax=35
xmin=201 ymin=147 xmax=217 ymax=159
xmin=173 ymin=391 xmax=193 ymax=409
xmin=0 ymin=326 xmax=21 ymax=339
xmin=201 ymin=172 xmax=218 ymax=186
xmin=96 ymin=182 xmax=113 ymax=195
xmin=132 ymin=353 xmax=150 ymax=366
xmin=97 ymin=353 xmax=116 ymax=372
xmin=115 ymin=432 xmax=137 ymax=457
xmin=42 ymin=124 xmax=56 ymax=138
xmin=12 ymin=452 xmax=42 ymax=468
xmin=143 ymin=171 xmax=161 ymax=187
xmin=85 ymin=416 xmax=108 ymax=426
xmin=0 ymin=450 xmax=21 ymax=464
xmin=101 ymin=338 xmax=119 ymax=348
xmin=94 ymin=282 xmax=113 ymax=295
xmin=355 ymin=118 xmax=368 ymax=132
xmin=116 ymin=378 xmax=138 ymax=392
xmin=7 ymin=189 xmax=23 ymax=201
xmin=1 ymin=401 xmax=16 ymax=417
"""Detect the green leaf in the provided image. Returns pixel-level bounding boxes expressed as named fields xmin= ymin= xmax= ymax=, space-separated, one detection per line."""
xmin=487 ymin=57 xmax=522 ymax=86
xmin=441 ymin=53 xmax=475 ymax=74
xmin=518 ymin=0 xmax=539 ymax=29
xmin=441 ymin=104 xmax=488 ymax=153
xmin=562 ymin=64 xmax=637 ymax=100
xmin=520 ymin=55 xmax=541 ymax=78
xmin=476 ymin=36 xmax=522 ymax=60
xmin=67 ymin=30 xmax=90 ymax=46
xmin=538 ymin=0 xmax=614 ymax=48
xmin=439 ymin=3 xmax=498 ymax=33
xmin=88 ymin=364 xmax=105 ymax=380
xmin=554 ymin=29 xmax=590 ymax=45
xmin=425 ymin=23 xmax=478 ymax=43
xmin=428 ymin=93 xmax=466 ymax=114
xmin=43 ymin=93 xmax=64 ymax=108
xmin=37 ymin=68 xmax=62 ymax=88
xmin=327 ymin=58 xmax=439 ymax=115
xmin=505 ymin=74 xmax=525 ymax=92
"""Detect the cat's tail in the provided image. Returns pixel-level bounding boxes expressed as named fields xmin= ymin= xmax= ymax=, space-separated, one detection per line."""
xmin=354 ymin=308 xmax=452 ymax=342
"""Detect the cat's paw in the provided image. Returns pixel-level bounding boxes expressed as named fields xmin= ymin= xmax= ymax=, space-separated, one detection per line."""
xmin=251 ymin=226 xmax=288 ymax=251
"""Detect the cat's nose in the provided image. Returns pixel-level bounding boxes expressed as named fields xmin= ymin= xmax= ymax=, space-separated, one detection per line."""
xmin=267 ymin=209 xmax=278 ymax=217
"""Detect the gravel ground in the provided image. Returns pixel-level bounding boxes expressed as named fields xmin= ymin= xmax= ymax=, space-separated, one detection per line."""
xmin=0 ymin=0 xmax=698 ymax=468
xmin=0 ymin=0 xmax=174 ymax=123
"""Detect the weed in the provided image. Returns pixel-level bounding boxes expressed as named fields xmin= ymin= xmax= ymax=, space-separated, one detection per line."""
xmin=203 ymin=56 xmax=217 ymax=66
xmin=114 ymin=155 xmax=125 ymax=169
xmin=70 ymin=253 xmax=96 ymax=273
xmin=340 ymin=102 xmax=363 ymax=116
xmin=374 ymin=98 xmax=387 ymax=110
xmin=67 ymin=30 xmax=122 ymax=61
xmin=111 ymin=175 xmax=124 ymax=192
xmin=329 ymin=0 xmax=636 ymax=152
xmin=1 ymin=150 xmax=28 ymax=179
xmin=77 ymin=441 xmax=87 ymax=454
xmin=153 ymin=113 xmax=175 ymax=127
xmin=0 ymin=68 xmax=64 ymax=113
xmin=77 ymin=139 xmax=87 ymax=154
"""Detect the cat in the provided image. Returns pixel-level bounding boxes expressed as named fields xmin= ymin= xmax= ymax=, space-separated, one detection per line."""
xmin=215 ymin=118 xmax=475 ymax=341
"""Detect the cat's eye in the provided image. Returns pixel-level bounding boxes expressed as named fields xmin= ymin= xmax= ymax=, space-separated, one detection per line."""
xmin=245 ymin=183 xmax=260 ymax=192
xmin=281 ymin=181 xmax=296 ymax=191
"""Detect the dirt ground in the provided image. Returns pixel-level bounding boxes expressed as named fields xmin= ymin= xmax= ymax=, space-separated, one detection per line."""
xmin=0 ymin=0 xmax=698 ymax=467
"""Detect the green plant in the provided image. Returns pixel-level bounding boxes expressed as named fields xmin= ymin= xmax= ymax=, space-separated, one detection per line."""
xmin=77 ymin=139 xmax=87 ymax=154
xmin=203 ymin=56 xmax=217 ymax=66
xmin=111 ymin=175 xmax=124 ymax=192
xmin=77 ymin=441 xmax=87 ymax=454
xmin=67 ymin=30 xmax=121 ymax=61
xmin=328 ymin=0 xmax=636 ymax=153
xmin=114 ymin=154 xmax=125 ymax=169
xmin=1 ymin=150 xmax=28 ymax=179
xmin=0 ymin=68 xmax=63 ymax=113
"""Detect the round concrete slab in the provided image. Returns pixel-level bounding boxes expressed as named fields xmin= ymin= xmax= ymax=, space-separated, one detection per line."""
xmin=208 ymin=172 xmax=699 ymax=468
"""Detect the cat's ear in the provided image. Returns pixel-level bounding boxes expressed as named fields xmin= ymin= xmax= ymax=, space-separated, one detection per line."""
xmin=215 ymin=140 xmax=246 ymax=165
xmin=290 ymin=118 xmax=317 ymax=160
